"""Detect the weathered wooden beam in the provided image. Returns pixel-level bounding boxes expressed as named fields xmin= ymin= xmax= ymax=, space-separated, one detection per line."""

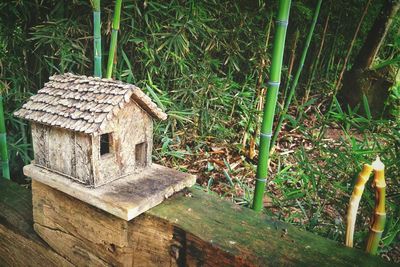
xmin=0 ymin=178 xmax=395 ymax=266
xmin=0 ymin=179 xmax=72 ymax=266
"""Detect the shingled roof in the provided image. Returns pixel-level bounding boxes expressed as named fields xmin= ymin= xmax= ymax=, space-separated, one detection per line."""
xmin=14 ymin=73 xmax=167 ymax=134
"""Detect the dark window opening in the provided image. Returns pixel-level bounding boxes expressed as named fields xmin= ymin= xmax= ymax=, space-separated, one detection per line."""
xmin=135 ymin=142 xmax=147 ymax=167
xmin=100 ymin=133 xmax=112 ymax=156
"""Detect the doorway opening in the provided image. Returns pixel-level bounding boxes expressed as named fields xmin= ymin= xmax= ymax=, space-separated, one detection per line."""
xmin=135 ymin=142 xmax=147 ymax=167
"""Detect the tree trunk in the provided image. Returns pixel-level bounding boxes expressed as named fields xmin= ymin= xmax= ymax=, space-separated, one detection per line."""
xmin=352 ymin=0 xmax=400 ymax=70
xmin=339 ymin=0 xmax=400 ymax=115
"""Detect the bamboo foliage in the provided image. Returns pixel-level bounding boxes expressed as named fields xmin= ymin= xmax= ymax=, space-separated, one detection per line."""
xmin=270 ymin=0 xmax=322 ymax=152
xmin=91 ymin=0 xmax=102 ymax=77
xmin=366 ymin=157 xmax=386 ymax=255
xmin=0 ymin=95 xmax=10 ymax=180
xmin=345 ymin=163 xmax=373 ymax=247
xmin=252 ymin=0 xmax=292 ymax=212
xmin=282 ymin=29 xmax=300 ymax=106
xmin=106 ymin=0 xmax=123 ymax=79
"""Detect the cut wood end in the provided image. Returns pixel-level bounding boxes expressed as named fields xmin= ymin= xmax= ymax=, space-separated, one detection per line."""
xmin=372 ymin=156 xmax=384 ymax=171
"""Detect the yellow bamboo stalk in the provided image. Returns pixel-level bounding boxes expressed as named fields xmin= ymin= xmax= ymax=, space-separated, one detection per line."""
xmin=366 ymin=157 xmax=386 ymax=255
xmin=345 ymin=163 xmax=373 ymax=247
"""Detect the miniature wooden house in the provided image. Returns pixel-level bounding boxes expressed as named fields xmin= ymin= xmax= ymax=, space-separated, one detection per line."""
xmin=15 ymin=73 xmax=167 ymax=187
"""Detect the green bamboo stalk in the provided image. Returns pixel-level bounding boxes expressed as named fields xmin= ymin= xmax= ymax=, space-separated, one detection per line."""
xmin=91 ymin=0 xmax=102 ymax=77
xmin=270 ymin=0 xmax=322 ymax=152
xmin=0 ymin=95 xmax=10 ymax=180
xmin=106 ymin=0 xmax=123 ymax=79
xmin=304 ymin=9 xmax=330 ymax=102
xmin=247 ymin=14 xmax=273 ymax=160
xmin=252 ymin=0 xmax=292 ymax=212
xmin=324 ymin=9 xmax=342 ymax=80
xmin=366 ymin=157 xmax=386 ymax=255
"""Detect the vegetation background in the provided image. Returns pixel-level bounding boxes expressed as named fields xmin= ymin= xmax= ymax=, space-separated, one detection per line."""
xmin=0 ymin=0 xmax=399 ymax=262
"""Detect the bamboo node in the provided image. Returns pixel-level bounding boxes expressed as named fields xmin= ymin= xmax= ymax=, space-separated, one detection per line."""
xmin=260 ymin=132 xmax=272 ymax=138
xmin=267 ymin=81 xmax=281 ymax=87
xmin=370 ymin=227 xmax=384 ymax=233
xmin=276 ymin=19 xmax=289 ymax=26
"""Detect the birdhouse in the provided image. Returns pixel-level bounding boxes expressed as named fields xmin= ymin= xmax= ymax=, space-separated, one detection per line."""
xmin=14 ymin=73 xmax=168 ymax=187
xmin=16 ymin=73 xmax=195 ymax=221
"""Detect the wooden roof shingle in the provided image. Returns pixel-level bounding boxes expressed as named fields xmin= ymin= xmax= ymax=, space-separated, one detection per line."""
xmin=14 ymin=73 xmax=167 ymax=134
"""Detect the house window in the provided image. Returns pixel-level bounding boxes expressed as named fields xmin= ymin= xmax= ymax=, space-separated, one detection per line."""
xmin=100 ymin=133 xmax=112 ymax=156
xmin=135 ymin=142 xmax=147 ymax=167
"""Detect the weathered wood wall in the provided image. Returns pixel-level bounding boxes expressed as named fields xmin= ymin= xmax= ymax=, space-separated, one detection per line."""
xmin=92 ymin=101 xmax=154 ymax=187
xmin=48 ymin=127 xmax=75 ymax=177
xmin=32 ymin=123 xmax=94 ymax=185
xmin=0 ymin=178 xmax=395 ymax=267
xmin=74 ymin=132 xmax=93 ymax=184
xmin=31 ymin=123 xmax=49 ymax=167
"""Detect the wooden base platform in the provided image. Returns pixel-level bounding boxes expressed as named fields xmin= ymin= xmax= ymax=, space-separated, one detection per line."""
xmin=23 ymin=164 xmax=196 ymax=220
